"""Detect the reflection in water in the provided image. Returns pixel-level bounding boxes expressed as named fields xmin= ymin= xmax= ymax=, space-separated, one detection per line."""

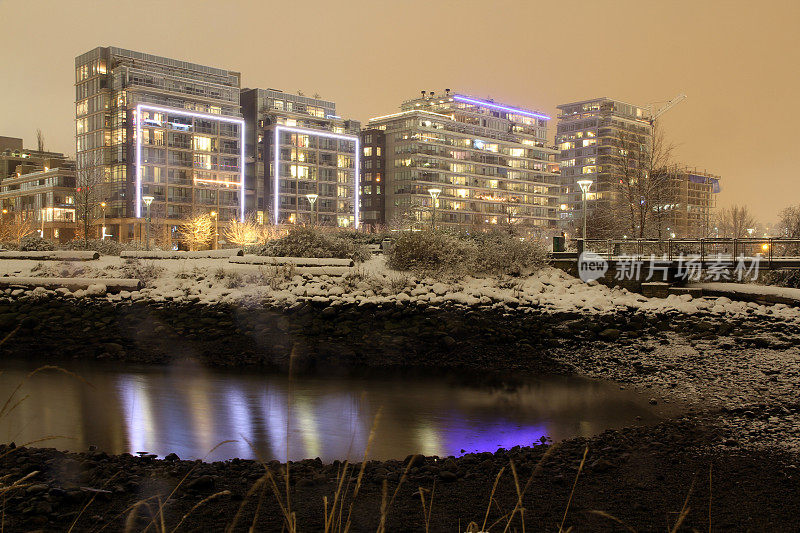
xmin=0 ymin=361 xmax=660 ymax=462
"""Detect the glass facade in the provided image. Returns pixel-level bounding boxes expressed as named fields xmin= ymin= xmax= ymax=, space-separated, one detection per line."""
xmin=241 ymin=88 xmax=360 ymax=227
xmin=370 ymin=92 xmax=560 ymax=229
xmin=74 ymin=47 xmax=243 ymax=242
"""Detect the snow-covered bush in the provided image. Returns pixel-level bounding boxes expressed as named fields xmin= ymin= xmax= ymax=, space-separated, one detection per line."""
xmin=465 ymin=231 xmax=549 ymax=276
xmin=761 ymin=269 xmax=800 ymax=288
xmin=60 ymin=238 xmax=155 ymax=256
xmin=387 ymin=229 xmax=548 ymax=276
xmin=249 ymin=226 xmax=371 ymax=262
xmin=20 ymin=235 xmax=56 ymax=251
xmin=386 ymin=230 xmax=471 ymax=275
xmin=121 ymin=259 xmax=164 ymax=287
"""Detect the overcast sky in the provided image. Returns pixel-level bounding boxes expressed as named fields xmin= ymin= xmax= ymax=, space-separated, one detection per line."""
xmin=1 ymin=0 xmax=797 ymax=223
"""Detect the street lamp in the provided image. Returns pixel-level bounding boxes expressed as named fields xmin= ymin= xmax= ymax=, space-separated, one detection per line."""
xmin=210 ymin=210 xmax=218 ymax=250
xmin=747 ymin=228 xmax=755 ymax=237
xmin=576 ymin=179 xmax=593 ymax=241
xmin=305 ymin=193 xmax=318 ymax=225
xmin=100 ymin=201 xmax=107 ymax=240
xmin=142 ymin=195 xmax=154 ymax=250
xmin=428 ymin=188 xmax=441 ymax=229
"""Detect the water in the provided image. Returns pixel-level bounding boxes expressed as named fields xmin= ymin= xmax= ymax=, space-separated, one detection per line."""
xmin=0 ymin=361 xmax=660 ymax=462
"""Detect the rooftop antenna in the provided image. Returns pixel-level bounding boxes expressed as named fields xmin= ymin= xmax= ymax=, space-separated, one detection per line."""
xmin=445 ymin=88 xmax=450 ymax=96
xmin=421 ymin=90 xmax=426 ymax=98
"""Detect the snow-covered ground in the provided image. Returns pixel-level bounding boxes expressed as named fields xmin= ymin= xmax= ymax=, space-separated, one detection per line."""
xmin=0 ymin=255 xmax=797 ymax=322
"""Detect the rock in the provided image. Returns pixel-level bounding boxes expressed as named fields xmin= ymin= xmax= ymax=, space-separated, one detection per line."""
xmin=187 ymin=475 xmax=215 ymax=491
xmin=599 ymin=328 xmax=621 ymax=340
xmin=165 ymin=452 xmax=180 ymax=462
xmin=404 ymin=455 xmax=426 ymax=468
xmin=26 ymin=483 xmax=49 ymax=495
xmin=649 ymin=398 xmax=658 ymax=405
xmin=439 ymin=470 xmax=458 ymax=482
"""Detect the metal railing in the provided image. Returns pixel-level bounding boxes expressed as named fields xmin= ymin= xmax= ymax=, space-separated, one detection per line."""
xmin=580 ymin=238 xmax=800 ymax=270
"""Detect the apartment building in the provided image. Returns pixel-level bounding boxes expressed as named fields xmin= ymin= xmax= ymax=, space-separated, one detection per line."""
xmin=1 ymin=136 xmax=69 ymax=181
xmin=0 ymin=161 xmax=77 ymax=243
xmin=556 ymin=98 xmax=652 ymax=237
xmin=359 ymin=128 xmax=386 ymax=228
xmin=368 ymin=90 xmax=560 ymax=231
xmin=659 ymin=167 xmax=721 ymax=238
xmin=74 ymin=47 xmax=245 ymax=243
xmin=241 ymin=88 xmax=360 ymax=227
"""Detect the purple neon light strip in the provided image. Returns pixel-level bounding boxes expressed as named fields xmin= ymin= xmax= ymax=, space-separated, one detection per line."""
xmin=453 ymin=95 xmax=550 ymax=121
xmin=135 ymin=104 xmax=246 ymax=221
xmin=273 ymin=125 xmax=360 ymax=228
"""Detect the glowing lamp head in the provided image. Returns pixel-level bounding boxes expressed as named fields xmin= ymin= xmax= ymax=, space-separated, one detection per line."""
xmin=428 ymin=188 xmax=442 ymax=201
xmin=560 ymin=203 xmax=568 ymax=211
xmin=305 ymin=193 xmax=318 ymax=205
xmin=142 ymin=195 xmax=154 ymax=207
xmin=100 ymin=202 xmax=106 ymax=208
xmin=577 ymin=179 xmax=593 ymax=194
xmin=210 ymin=211 xmax=217 ymax=218
xmin=762 ymin=243 xmax=770 ymax=251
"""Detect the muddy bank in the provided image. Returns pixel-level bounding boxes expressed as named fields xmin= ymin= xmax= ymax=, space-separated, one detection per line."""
xmin=2 ymin=409 xmax=799 ymax=532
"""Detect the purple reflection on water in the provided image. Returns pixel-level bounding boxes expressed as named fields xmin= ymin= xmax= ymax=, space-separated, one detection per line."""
xmin=0 ymin=363 xmax=661 ymax=462
xmin=440 ymin=416 xmax=549 ymax=456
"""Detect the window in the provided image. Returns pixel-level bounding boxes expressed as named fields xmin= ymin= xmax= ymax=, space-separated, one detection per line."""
xmin=193 ymin=136 xmax=212 ymax=151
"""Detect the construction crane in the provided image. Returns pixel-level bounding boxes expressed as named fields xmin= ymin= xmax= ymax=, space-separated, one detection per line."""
xmin=648 ymin=94 xmax=687 ymax=125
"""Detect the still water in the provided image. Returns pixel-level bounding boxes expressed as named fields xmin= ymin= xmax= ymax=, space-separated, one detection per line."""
xmin=0 ymin=361 xmax=660 ymax=462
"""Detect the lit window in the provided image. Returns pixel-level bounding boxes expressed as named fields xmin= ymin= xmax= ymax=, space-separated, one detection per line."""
xmin=193 ymin=136 xmax=212 ymax=151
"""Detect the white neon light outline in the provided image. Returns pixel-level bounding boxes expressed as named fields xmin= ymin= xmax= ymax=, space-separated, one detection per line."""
xmin=135 ymin=104 xmax=245 ymax=221
xmin=194 ymin=178 xmax=239 ymax=186
xmin=273 ymin=125 xmax=360 ymax=228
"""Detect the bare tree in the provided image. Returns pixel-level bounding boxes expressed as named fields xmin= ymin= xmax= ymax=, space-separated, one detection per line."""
xmin=0 ymin=214 xmax=34 ymax=245
xmin=75 ymin=151 xmax=109 ymax=248
xmin=36 ymin=129 xmax=45 ymax=152
xmin=715 ymin=205 xmax=757 ymax=238
xmin=610 ymin=121 xmax=675 ymax=238
xmin=777 ymin=205 xmax=800 ymax=238
xmin=224 ymin=214 xmax=261 ymax=247
xmin=178 ymin=212 xmax=214 ymax=250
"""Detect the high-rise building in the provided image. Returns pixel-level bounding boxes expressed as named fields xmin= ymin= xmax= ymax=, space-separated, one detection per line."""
xmin=240 ymin=88 xmax=360 ymax=227
xmin=359 ymin=128 xmax=386 ymax=229
xmin=74 ymin=47 xmax=245 ymax=244
xmin=659 ymin=167 xmax=721 ymax=239
xmin=368 ymin=90 xmax=560 ymax=231
xmin=556 ymin=97 xmax=652 ymax=237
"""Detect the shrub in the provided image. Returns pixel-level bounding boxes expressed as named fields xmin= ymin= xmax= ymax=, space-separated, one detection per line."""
xmin=121 ymin=259 xmax=164 ymax=287
xmin=60 ymin=239 xmax=157 ymax=256
xmin=386 ymin=229 xmax=548 ymax=277
xmin=761 ymin=269 xmax=800 ymax=288
xmin=386 ymin=230 xmax=472 ymax=275
xmin=249 ymin=226 xmax=371 ymax=262
xmin=20 ymin=235 xmax=56 ymax=251
xmin=465 ymin=230 xmax=549 ymax=277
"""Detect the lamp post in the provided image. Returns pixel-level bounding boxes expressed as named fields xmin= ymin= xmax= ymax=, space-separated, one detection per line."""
xmin=576 ymin=179 xmax=593 ymax=241
xmin=428 ymin=188 xmax=441 ymax=229
xmin=210 ymin=210 xmax=218 ymax=250
xmin=305 ymin=193 xmax=318 ymax=225
xmin=142 ymin=195 xmax=154 ymax=250
xmin=100 ymin=201 xmax=107 ymax=240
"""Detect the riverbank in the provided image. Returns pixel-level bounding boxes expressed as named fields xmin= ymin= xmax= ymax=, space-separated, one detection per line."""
xmin=2 ymin=259 xmax=800 ymax=530
xmin=3 ymin=409 xmax=800 ymax=531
